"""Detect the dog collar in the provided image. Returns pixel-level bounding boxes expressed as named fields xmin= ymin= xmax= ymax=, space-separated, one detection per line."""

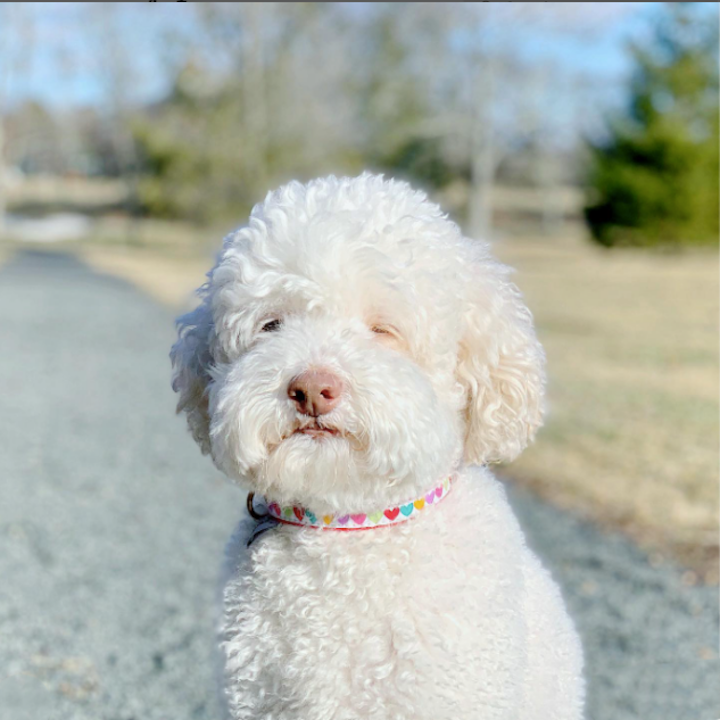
xmin=246 ymin=475 xmax=454 ymax=544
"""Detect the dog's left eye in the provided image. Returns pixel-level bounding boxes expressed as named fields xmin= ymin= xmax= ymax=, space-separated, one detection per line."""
xmin=370 ymin=323 xmax=398 ymax=338
xmin=260 ymin=319 xmax=282 ymax=333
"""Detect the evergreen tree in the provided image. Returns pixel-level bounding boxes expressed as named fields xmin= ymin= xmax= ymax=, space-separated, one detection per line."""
xmin=585 ymin=3 xmax=719 ymax=248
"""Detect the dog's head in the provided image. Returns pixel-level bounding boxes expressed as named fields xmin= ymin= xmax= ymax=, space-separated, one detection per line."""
xmin=171 ymin=174 xmax=544 ymax=512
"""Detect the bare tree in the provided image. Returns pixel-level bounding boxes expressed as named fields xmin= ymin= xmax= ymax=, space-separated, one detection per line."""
xmin=90 ymin=3 xmax=141 ymax=239
xmin=129 ymin=2 xmax=626 ymax=226
xmin=240 ymin=3 xmax=269 ymax=190
xmin=367 ymin=2 xmax=631 ymax=238
xmin=0 ymin=5 xmax=33 ymax=232
xmin=467 ymin=54 xmax=498 ymax=239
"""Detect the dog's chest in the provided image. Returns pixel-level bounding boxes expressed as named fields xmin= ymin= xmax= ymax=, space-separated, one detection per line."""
xmin=220 ymin=478 xmax=528 ymax=719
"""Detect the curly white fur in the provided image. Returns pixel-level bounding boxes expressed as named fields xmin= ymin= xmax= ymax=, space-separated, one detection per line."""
xmin=171 ymin=173 xmax=584 ymax=719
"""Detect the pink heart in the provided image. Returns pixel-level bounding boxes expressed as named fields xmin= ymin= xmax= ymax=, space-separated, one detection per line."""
xmin=435 ymin=486 xmax=443 ymax=498
xmin=337 ymin=515 xmax=350 ymax=525
xmin=268 ymin=502 xmax=281 ymax=516
xmin=293 ymin=507 xmax=305 ymax=521
xmin=350 ymin=514 xmax=367 ymax=525
xmin=425 ymin=491 xmax=436 ymax=504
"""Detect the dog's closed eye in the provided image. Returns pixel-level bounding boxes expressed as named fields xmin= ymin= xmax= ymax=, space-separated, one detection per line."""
xmin=370 ymin=323 xmax=402 ymax=343
xmin=371 ymin=325 xmax=391 ymax=335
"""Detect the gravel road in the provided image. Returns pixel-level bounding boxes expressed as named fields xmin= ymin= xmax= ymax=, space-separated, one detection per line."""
xmin=1 ymin=249 xmax=717 ymax=720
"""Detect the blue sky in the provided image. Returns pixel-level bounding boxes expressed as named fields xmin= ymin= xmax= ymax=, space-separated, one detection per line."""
xmin=1 ymin=3 xmax=197 ymax=110
xmin=0 ymin=2 xmax=712 ymax=112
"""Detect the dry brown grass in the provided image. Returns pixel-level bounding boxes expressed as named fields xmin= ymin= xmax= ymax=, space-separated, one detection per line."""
xmin=81 ymin=245 xmax=211 ymax=309
xmin=6 ymin=175 xmax=127 ymax=208
xmin=494 ymin=224 xmax=718 ymax=578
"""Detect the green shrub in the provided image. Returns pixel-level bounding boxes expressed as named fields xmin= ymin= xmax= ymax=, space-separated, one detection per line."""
xmin=585 ymin=3 xmax=719 ymax=248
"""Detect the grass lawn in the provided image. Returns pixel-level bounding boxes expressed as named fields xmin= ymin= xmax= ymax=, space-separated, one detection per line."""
xmin=494 ymin=224 xmax=718 ymax=580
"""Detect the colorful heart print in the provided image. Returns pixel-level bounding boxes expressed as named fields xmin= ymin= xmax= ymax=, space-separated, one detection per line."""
xmin=260 ymin=475 xmax=453 ymax=530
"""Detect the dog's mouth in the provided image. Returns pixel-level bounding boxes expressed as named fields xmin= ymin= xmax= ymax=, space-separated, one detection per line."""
xmin=293 ymin=422 xmax=341 ymax=440
xmin=265 ymin=422 xmax=346 ymax=456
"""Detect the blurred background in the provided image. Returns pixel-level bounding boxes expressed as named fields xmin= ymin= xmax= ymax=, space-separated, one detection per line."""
xmin=0 ymin=3 xmax=717 ymax=720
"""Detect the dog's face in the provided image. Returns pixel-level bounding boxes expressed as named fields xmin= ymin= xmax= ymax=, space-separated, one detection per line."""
xmin=172 ymin=175 xmax=545 ymax=512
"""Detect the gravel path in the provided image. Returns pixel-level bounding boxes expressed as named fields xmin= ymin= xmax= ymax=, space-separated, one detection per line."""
xmin=1 ymin=249 xmax=717 ymax=720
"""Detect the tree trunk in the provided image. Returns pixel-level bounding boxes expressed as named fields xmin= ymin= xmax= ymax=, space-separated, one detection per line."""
xmin=468 ymin=56 xmax=496 ymax=240
xmin=0 ymin=109 xmax=5 ymax=234
xmin=242 ymin=3 xmax=269 ymax=192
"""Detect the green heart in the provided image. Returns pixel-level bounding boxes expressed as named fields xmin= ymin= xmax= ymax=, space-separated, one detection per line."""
xmin=283 ymin=507 xmax=293 ymax=518
xmin=368 ymin=511 xmax=383 ymax=524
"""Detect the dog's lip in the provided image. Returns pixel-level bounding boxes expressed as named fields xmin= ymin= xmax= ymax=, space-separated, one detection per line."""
xmin=294 ymin=425 xmax=340 ymax=439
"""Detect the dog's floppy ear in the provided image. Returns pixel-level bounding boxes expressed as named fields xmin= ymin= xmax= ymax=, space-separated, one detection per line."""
xmin=170 ymin=294 xmax=215 ymax=455
xmin=455 ymin=245 xmax=546 ymax=465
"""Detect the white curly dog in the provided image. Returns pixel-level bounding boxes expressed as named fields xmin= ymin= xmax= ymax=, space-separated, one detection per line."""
xmin=171 ymin=174 xmax=584 ymax=720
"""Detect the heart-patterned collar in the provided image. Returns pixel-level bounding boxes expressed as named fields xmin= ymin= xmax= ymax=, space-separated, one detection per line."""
xmin=247 ymin=475 xmax=455 ymax=535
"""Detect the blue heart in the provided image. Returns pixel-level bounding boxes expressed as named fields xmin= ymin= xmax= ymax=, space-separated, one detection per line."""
xmin=306 ymin=511 xmax=317 ymax=524
xmin=400 ymin=503 xmax=414 ymax=517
